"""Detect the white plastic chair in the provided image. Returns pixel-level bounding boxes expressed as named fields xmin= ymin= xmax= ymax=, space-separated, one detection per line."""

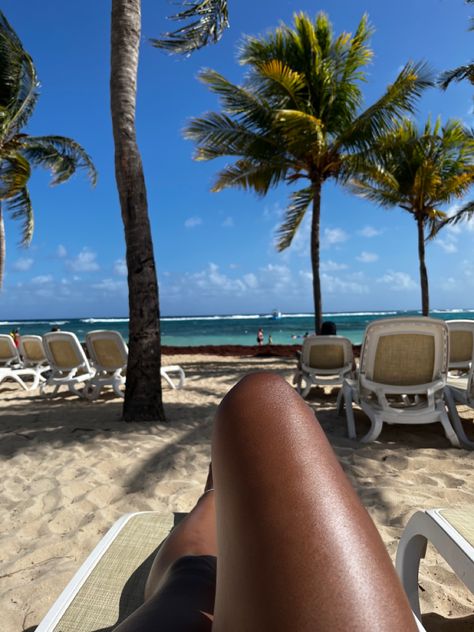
xmin=0 ymin=334 xmax=38 ymax=390
xmin=339 ymin=317 xmax=460 ymax=446
xmin=396 ymin=507 xmax=474 ymax=621
xmin=41 ymin=331 xmax=95 ymax=398
xmin=19 ymin=335 xmax=50 ymax=389
xmin=447 ymin=320 xmax=474 ymax=373
xmin=85 ymin=330 xmax=127 ymax=399
xmin=293 ymin=335 xmax=353 ymax=401
xmin=443 ymin=343 xmax=474 ymax=449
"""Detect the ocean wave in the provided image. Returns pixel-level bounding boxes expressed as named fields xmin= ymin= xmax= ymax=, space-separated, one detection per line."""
xmin=0 ymin=320 xmax=69 ymax=325
xmin=80 ymin=318 xmax=129 ymax=323
xmin=323 ymin=311 xmax=398 ymax=317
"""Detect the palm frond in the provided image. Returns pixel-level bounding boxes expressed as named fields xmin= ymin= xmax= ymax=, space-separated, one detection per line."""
xmin=274 ymin=109 xmax=325 ymax=158
xmin=151 ymin=0 xmax=229 ymax=55
xmin=213 ymin=159 xmax=291 ymax=195
xmin=339 ymin=61 xmax=434 ymax=152
xmin=276 ymin=186 xmax=313 ymax=250
xmin=438 ymin=63 xmax=474 ymax=89
xmin=20 ymin=135 xmax=97 ymax=186
xmin=0 ymin=10 xmax=39 ymax=136
xmin=0 ymin=151 xmax=30 ymax=198
xmin=431 ymin=199 xmax=474 ymax=237
xmin=5 ymin=186 xmax=33 ymax=246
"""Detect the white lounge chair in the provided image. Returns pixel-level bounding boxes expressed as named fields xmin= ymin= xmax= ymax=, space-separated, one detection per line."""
xmin=41 ymin=331 xmax=95 ymax=398
xmin=446 ymin=319 xmax=474 ymax=374
xmin=339 ymin=317 xmax=460 ymax=446
xmin=85 ymin=330 xmax=185 ymax=399
xmin=0 ymin=334 xmax=38 ymax=390
xmin=19 ymin=335 xmax=50 ymax=389
xmin=85 ymin=330 xmax=128 ymax=399
xmin=443 ymin=348 xmax=474 ymax=449
xmin=293 ymin=334 xmax=353 ymax=400
xmin=396 ymin=507 xmax=474 ymax=621
xmin=36 ymin=511 xmax=426 ymax=632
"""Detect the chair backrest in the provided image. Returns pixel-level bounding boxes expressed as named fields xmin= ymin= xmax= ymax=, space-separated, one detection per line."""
xmin=301 ymin=335 xmax=353 ymax=371
xmin=360 ymin=317 xmax=448 ymax=387
xmin=20 ymin=335 xmax=47 ymax=364
xmin=446 ymin=320 xmax=474 ymax=370
xmin=85 ymin=330 xmax=128 ymax=371
xmin=0 ymin=334 xmax=20 ymax=366
xmin=42 ymin=331 xmax=91 ymax=372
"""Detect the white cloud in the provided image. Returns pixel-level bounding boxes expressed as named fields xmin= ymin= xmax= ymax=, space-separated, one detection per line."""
xmin=243 ymin=273 xmax=258 ymax=288
xmin=184 ymin=216 xmax=202 ymax=229
xmin=358 ymin=226 xmax=382 ymax=238
xmin=322 ymin=227 xmax=349 ymax=247
xmin=13 ymin=257 xmax=33 ymax=271
xmin=92 ymin=278 xmax=127 ymax=293
xmin=321 ymin=272 xmax=369 ymax=295
xmin=114 ymin=259 xmax=127 ymax=276
xmin=57 ymin=244 xmax=67 ymax=258
xmin=356 ymin=251 xmax=379 ymax=263
xmin=32 ymin=275 xmax=53 ymax=285
xmin=320 ymin=260 xmax=348 ymax=272
xmin=67 ymin=248 xmax=99 ymax=272
xmin=436 ymin=238 xmax=458 ymax=254
xmin=377 ymin=270 xmax=417 ymax=291
xmin=222 ymin=216 xmax=234 ymax=228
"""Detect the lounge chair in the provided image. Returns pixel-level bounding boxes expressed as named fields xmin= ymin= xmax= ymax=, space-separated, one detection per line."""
xmin=0 ymin=334 xmax=38 ymax=390
xmin=85 ymin=330 xmax=128 ymax=399
xmin=446 ymin=320 xmax=474 ymax=374
xmin=293 ymin=334 xmax=353 ymax=400
xmin=19 ymin=335 xmax=50 ymax=388
xmin=36 ymin=511 xmax=426 ymax=631
xmin=443 ymin=348 xmax=474 ymax=449
xmin=339 ymin=317 xmax=460 ymax=446
xmin=396 ymin=507 xmax=474 ymax=621
xmin=85 ymin=329 xmax=185 ymax=399
xmin=41 ymin=331 xmax=95 ymax=398
xmin=35 ymin=512 xmax=175 ymax=632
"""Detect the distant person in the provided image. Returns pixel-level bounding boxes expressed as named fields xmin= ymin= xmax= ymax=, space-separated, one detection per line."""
xmin=50 ymin=326 xmax=60 ymax=332
xmin=320 ymin=321 xmax=337 ymax=335
xmin=268 ymin=334 xmax=273 ymax=344
xmin=303 ymin=331 xmax=309 ymax=338
xmin=10 ymin=328 xmax=20 ymax=348
xmin=257 ymin=328 xmax=264 ymax=346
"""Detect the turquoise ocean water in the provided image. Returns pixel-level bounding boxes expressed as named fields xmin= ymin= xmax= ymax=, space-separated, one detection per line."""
xmin=2 ymin=309 xmax=474 ymax=346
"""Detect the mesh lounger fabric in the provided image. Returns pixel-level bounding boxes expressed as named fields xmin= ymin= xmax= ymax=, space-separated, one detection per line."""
xmin=49 ymin=513 xmax=173 ymax=632
xmin=373 ymin=334 xmax=435 ymax=386
xmin=438 ymin=507 xmax=474 ymax=548
xmin=90 ymin=338 xmax=125 ymax=370
xmin=449 ymin=331 xmax=474 ymax=364
xmin=308 ymin=344 xmax=344 ymax=369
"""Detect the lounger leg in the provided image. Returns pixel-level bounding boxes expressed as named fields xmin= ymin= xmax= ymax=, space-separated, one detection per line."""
xmin=359 ymin=407 xmax=384 ymax=443
xmin=175 ymin=367 xmax=185 ymax=390
xmin=112 ymin=380 xmax=125 ymax=398
xmin=160 ymin=370 xmax=176 ymax=390
xmin=342 ymin=383 xmax=357 ymax=439
xmin=395 ymin=518 xmax=428 ymax=621
xmin=69 ymin=382 xmax=87 ymax=398
xmin=336 ymin=387 xmax=344 ymax=415
xmin=442 ymin=389 xmax=474 ymax=449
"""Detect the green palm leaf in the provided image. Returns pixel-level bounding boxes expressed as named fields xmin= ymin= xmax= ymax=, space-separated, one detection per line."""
xmin=276 ymin=186 xmax=313 ymax=250
xmin=151 ymin=0 xmax=229 ymax=54
xmin=5 ymin=186 xmax=32 ymax=246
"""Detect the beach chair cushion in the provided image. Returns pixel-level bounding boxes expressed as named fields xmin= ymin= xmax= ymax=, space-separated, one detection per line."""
xmin=372 ymin=333 xmax=435 ymax=386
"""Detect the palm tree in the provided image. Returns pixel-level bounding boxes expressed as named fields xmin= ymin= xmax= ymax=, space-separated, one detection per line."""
xmin=438 ymin=0 xmax=474 ymax=90
xmin=0 ymin=12 xmax=96 ymax=287
xmin=348 ymin=118 xmax=474 ymax=315
xmin=185 ymin=12 xmax=432 ymax=333
xmin=110 ymin=0 xmax=228 ymax=421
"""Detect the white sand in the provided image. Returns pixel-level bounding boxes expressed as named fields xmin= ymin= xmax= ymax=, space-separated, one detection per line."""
xmin=1 ymin=354 xmax=473 ymax=631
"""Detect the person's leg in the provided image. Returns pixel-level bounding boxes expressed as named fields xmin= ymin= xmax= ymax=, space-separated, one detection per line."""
xmin=211 ymin=372 xmax=418 ymax=632
xmin=113 ymin=475 xmax=217 ymax=632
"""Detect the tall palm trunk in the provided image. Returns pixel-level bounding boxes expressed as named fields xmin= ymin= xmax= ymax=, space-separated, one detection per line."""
xmin=416 ymin=215 xmax=429 ymax=316
xmin=311 ymin=179 xmax=323 ymax=333
xmin=110 ymin=0 xmax=165 ymax=421
xmin=0 ymin=203 xmax=5 ymax=288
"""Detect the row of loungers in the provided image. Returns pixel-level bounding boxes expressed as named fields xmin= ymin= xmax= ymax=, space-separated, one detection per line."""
xmin=0 ymin=330 xmax=185 ymax=398
xmin=293 ymin=317 xmax=474 ymax=449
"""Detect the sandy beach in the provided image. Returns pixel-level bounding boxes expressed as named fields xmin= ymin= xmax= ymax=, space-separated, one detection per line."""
xmin=1 ymin=353 xmax=474 ymax=631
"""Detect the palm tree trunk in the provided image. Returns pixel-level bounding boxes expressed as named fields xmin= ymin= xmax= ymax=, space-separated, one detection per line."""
xmin=110 ymin=0 xmax=165 ymax=421
xmin=311 ymin=179 xmax=323 ymax=333
xmin=0 ymin=203 xmax=5 ymax=289
xmin=416 ymin=215 xmax=429 ymax=316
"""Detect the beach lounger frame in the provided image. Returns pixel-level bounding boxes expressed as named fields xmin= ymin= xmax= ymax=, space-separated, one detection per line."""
xmin=0 ymin=334 xmax=39 ymax=390
xmin=36 ymin=510 xmax=426 ymax=632
xmin=396 ymin=507 xmax=474 ymax=621
xmin=41 ymin=331 xmax=95 ymax=398
xmin=293 ymin=334 xmax=353 ymax=399
xmin=19 ymin=334 xmax=50 ymax=389
xmin=340 ymin=317 xmax=460 ymax=446
xmin=446 ymin=319 xmax=474 ymax=373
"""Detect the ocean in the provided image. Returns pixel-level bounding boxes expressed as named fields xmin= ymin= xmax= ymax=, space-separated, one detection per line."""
xmin=2 ymin=309 xmax=474 ymax=346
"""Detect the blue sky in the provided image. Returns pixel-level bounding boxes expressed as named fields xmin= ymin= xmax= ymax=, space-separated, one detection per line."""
xmin=1 ymin=0 xmax=473 ymax=318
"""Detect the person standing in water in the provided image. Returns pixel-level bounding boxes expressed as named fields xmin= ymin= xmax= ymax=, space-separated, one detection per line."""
xmin=256 ymin=328 xmax=264 ymax=346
